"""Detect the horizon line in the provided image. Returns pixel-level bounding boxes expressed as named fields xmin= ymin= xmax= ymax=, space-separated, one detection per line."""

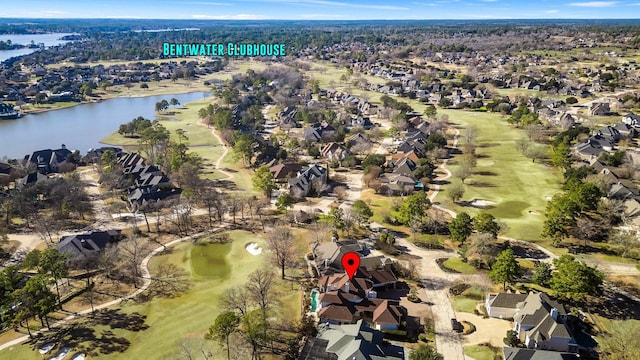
xmin=1 ymin=17 xmax=640 ymax=21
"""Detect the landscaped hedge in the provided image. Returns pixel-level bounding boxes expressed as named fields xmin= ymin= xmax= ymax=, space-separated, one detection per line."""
xmin=382 ymin=328 xmax=410 ymax=341
xmin=461 ymin=321 xmax=476 ymax=335
xmin=449 ymin=283 xmax=471 ymax=296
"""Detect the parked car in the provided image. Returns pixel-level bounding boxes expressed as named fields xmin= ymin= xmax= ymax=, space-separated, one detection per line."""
xmin=451 ymin=318 xmax=463 ymax=332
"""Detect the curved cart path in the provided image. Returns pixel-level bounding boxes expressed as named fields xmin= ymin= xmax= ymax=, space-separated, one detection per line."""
xmin=0 ymin=224 xmax=230 ymax=352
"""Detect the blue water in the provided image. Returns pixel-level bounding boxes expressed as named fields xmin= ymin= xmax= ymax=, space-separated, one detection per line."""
xmin=310 ymin=290 xmax=319 ymax=312
xmin=0 ymin=91 xmax=210 ymax=159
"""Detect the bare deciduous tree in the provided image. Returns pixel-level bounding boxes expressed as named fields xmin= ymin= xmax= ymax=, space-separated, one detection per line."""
xmin=245 ymin=268 xmax=274 ymax=322
xmin=266 ymin=226 xmax=297 ymax=279
xmin=117 ymin=234 xmax=150 ymax=288
xmin=309 ymin=221 xmax=333 ymax=246
xmin=221 ymin=286 xmax=250 ymax=316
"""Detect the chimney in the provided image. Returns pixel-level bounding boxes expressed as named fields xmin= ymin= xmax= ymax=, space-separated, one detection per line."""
xmin=550 ymin=308 xmax=558 ymax=321
xmin=345 ymin=282 xmax=350 ymax=293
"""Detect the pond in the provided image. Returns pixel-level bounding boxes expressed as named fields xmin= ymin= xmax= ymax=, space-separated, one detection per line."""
xmin=0 ymin=91 xmax=210 ymax=159
xmin=190 ymin=243 xmax=232 ymax=279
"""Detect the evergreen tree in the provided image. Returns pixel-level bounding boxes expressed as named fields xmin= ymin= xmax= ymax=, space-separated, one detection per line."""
xmin=489 ymin=249 xmax=522 ymax=290
xmin=449 ymin=212 xmax=473 ymax=243
xmin=473 ymin=212 xmax=500 ymax=238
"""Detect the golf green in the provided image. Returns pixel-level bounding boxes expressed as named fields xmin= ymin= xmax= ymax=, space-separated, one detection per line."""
xmin=190 ymin=243 xmax=232 ymax=279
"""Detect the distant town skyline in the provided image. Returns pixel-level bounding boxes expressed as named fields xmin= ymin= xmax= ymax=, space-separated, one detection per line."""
xmin=3 ymin=0 xmax=640 ymax=20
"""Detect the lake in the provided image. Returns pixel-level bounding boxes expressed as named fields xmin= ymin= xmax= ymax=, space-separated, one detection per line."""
xmin=0 ymin=33 xmax=75 ymax=63
xmin=0 ymin=91 xmax=210 ymax=159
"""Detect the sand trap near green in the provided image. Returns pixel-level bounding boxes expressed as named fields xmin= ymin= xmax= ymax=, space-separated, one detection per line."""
xmin=0 ymin=231 xmax=269 ymax=360
xmin=437 ymin=109 xmax=564 ymax=241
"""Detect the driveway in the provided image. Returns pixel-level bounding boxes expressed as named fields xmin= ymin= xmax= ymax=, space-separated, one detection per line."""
xmin=456 ymin=312 xmax=512 ymax=348
xmin=394 ymin=237 xmax=477 ymax=360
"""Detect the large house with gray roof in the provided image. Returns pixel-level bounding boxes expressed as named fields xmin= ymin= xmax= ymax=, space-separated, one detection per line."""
xmin=486 ymin=292 xmax=577 ymax=352
xmin=289 ymin=163 xmax=328 ymax=197
xmin=24 ymin=145 xmax=72 ymax=174
xmin=503 ymin=347 xmax=579 ymax=360
xmin=297 ymin=320 xmax=403 ymax=360
xmin=57 ymin=230 xmax=122 ymax=262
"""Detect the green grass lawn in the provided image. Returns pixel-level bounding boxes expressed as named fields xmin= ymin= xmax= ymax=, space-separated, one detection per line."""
xmin=99 ymin=94 xmax=255 ymax=193
xmin=464 ymin=345 xmax=500 ymax=360
xmin=517 ymin=259 xmax=536 ymax=271
xmin=453 ymin=296 xmax=478 ymax=314
xmin=435 ymin=109 xmax=564 ymax=241
xmin=100 ymin=97 xmax=218 ymax=147
xmin=303 ymin=62 xmax=564 ymax=242
xmin=592 ymin=317 xmax=640 ymax=335
xmin=0 ymin=230 xmax=300 ymax=360
xmin=453 ymin=286 xmax=485 ymax=313
xmin=443 ymin=257 xmax=477 ymax=274
xmin=496 ymin=88 xmax=545 ymax=99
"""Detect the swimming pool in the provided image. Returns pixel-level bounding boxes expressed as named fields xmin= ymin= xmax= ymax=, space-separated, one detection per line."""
xmin=310 ymin=289 xmax=319 ymax=312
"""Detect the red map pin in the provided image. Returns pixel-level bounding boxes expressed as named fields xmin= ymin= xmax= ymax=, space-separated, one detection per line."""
xmin=341 ymin=252 xmax=360 ymax=280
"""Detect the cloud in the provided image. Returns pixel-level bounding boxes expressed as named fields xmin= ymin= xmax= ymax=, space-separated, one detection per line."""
xmin=546 ymin=9 xmax=559 ymax=13
xmin=568 ymin=1 xmax=617 ymax=7
xmin=298 ymin=13 xmax=346 ymax=18
xmin=191 ymin=13 xmax=267 ymax=19
xmin=480 ymin=0 xmax=498 ymax=2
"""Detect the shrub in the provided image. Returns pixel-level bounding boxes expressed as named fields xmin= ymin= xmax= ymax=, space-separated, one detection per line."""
xmin=408 ymin=289 xmax=421 ymax=303
xmin=449 ymin=283 xmax=470 ymax=296
xmin=504 ymin=330 xmax=520 ymax=347
xmin=382 ymin=328 xmax=408 ymax=341
xmin=461 ymin=321 xmax=476 ymax=335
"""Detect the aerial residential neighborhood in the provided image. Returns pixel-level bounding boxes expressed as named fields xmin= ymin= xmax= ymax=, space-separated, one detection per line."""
xmin=1 ymin=3 xmax=640 ymax=360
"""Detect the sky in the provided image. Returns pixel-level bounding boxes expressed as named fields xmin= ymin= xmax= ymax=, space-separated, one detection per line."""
xmin=4 ymin=0 xmax=640 ymax=20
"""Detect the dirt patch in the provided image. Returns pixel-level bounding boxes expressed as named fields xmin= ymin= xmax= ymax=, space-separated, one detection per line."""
xmin=608 ymin=275 xmax=640 ymax=298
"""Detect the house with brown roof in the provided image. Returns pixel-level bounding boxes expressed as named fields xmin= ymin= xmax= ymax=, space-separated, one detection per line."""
xmin=316 ymin=271 xmax=405 ymax=330
xmin=390 ymin=151 xmax=420 ymax=165
xmin=269 ymin=162 xmax=303 ymax=186
xmin=377 ymin=173 xmax=417 ymax=196
xmin=320 ymin=143 xmax=350 ymax=163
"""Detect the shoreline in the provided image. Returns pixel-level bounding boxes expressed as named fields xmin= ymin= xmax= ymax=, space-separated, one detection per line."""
xmin=99 ymin=95 xmax=215 ymax=147
xmin=15 ymin=84 xmax=211 ymax=116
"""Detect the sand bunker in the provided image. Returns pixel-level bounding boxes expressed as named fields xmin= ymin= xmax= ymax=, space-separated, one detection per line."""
xmin=245 ymin=242 xmax=263 ymax=256
xmin=470 ymin=199 xmax=496 ymax=207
